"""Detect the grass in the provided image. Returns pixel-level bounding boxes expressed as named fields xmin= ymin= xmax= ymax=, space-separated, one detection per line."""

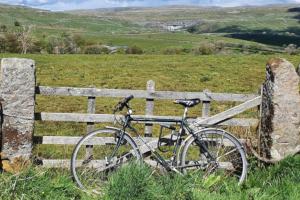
xmin=0 ymin=167 xmax=85 ymax=200
xmin=1 ymin=155 xmax=299 ymax=199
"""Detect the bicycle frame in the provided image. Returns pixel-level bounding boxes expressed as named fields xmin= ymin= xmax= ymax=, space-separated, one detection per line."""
xmin=110 ymin=108 xmax=215 ymax=172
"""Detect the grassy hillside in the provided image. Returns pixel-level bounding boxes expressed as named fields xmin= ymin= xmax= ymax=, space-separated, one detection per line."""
xmin=71 ymin=5 xmax=300 ymax=29
xmin=1 ymin=4 xmax=297 ymax=54
xmin=0 ymin=4 xmax=146 ymax=37
xmin=70 ymin=5 xmax=300 ymax=47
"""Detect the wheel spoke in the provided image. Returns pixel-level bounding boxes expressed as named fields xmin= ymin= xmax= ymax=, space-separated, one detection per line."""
xmin=180 ymin=129 xmax=247 ymax=184
xmin=216 ymin=148 xmax=237 ymax=161
xmin=71 ymin=129 xmax=141 ymax=193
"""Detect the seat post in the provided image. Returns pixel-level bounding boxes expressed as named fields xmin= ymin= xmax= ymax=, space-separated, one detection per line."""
xmin=183 ymin=107 xmax=188 ymax=119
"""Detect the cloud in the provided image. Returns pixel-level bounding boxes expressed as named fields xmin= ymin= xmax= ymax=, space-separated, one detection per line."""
xmin=0 ymin=0 xmax=299 ymax=11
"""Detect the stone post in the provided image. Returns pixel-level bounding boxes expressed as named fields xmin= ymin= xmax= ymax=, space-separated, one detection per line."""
xmin=0 ymin=58 xmax=36 ymax=168
xmin=260 ymin=58 xmax=300 ymax=161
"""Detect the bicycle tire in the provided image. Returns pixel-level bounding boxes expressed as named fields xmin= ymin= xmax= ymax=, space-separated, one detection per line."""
xmin=180 ymin=128 xmax=247 ymax=185
xmin=71 ymin=128 xmax=142 ymax=193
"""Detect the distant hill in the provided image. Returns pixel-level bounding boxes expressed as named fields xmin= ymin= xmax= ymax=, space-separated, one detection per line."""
xmin=0 ymin=4 xmax=146 ymax=38
xmin=1 ymin=3 xmax=300 ymax=53
xmin=67 ymin=4 xmax=300 ymax=45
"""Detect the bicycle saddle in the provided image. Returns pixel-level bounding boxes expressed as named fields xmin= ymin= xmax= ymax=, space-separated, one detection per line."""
xmin=173 ymin=98 xmax=201 ymax=107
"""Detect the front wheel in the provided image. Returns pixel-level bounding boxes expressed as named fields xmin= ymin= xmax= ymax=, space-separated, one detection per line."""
xmin=71 ymin=128 xmax=142 ymax=193
xmin=180 ymin=128 xmax=247 ymax=185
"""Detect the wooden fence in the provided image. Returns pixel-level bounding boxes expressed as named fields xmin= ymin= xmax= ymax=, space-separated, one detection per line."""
xmin=32 ymin=80 xmax=260 ymax=168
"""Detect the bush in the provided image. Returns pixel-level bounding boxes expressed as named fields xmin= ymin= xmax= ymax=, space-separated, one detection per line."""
xmin=163 ymin=48 xmax=182 ymax=55
xmin=4 ymin=32 xmax=20 ymax=53
xmin=284 ymin=44 xmax=299 ymax=55
xmin=195 ymin=43 xmax=216 ymax=55
xmin=125 ymin=45 xmax=143 ymax=54
xmin=46 ymin=36 xmax=63 ymax=54
xmin=84 ymin=45 xmax=102 ymax=54
xmin=14 ymin=20 xmax=21 ymax=27
xmin=0 ymin=24 xmax=7 ymax=32
xmin=29 ymin=40 xmax=46 ymax=53
xmin=72 ymin=34 xmax=86 ymax=47
xmin=0 ymin=36 xmax=6 ymax=52
xmin=163 ymin=48 xmax=191 ymax=55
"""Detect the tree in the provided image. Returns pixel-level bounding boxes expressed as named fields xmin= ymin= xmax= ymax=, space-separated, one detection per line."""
xmin=73 ymin=34 xmax=86 ymax=47
xmin=4 ymin=33 xmax=20 ymax=53
xmin=17 ymin=25 xmax=34 ymax=54
xmin=14 ymin=21 xmax=21 ymax=27
xmin=0 ymin=36 xmax=6 ymax=52
xmin=0 ymin=25 xmax=7 ymax=32
xmin=46 ymin=36 xmax=64 ymax=54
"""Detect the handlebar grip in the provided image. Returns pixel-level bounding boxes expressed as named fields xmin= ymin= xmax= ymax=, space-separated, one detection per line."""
xmin=124 ymin=95 xmax=134 ymax=104
xmin=114 ymin=95 xmax=134 ymax=112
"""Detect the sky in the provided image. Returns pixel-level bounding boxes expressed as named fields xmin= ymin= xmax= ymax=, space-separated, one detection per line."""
xmin=0 ymin=0 xmax=299 ymax=11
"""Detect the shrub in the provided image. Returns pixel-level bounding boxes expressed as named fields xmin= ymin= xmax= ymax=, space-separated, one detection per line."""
xmin=100 ymin=46 xmax=110 ymax=54
xmin=284 ymin=44 xmax=299 ymax=55
xmin=187 ymin=25 xmax=198 ymax=33
xmin=84 ymin=45 xmax=102 ymax=54
xmin=215 ymin=40 xmax=226 ymax=52
xmin=4 ymin=32 xmax=20 ymax=53
xmin=195 ymin=43 xmax=216 ymax=55
xmin=29 ymin=40 xmax=46 ymax=53
xmin=14 ymin=20 xmax=21 ymax=27
xmin=72 ymin=34 xmax=86 ymax=47
xmin=163 ymin=48 xmax=191 ymax=55
xmin=125 ymin=45 xmax=143 ymax=54
xmin=0 ymin=24 xmax=7 ymax=32
xmin=46 ymin=36 xmax=63 ymax=54
xmin=163 ymin=48 xmax=182 ymax=55
xmin=0 ymin=36 xmax=6 ymax=52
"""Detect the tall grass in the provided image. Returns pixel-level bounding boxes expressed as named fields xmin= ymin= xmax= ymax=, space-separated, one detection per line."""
xmin=0 ymin=147 xmax=299 ymax=199
xmin=0 ymin=167 xmax=85 ymax=200
xmin=103 ymin=155 xmax=300 ymax=200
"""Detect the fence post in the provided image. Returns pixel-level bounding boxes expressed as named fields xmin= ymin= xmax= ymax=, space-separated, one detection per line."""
xmin=202 ymin=89 xmax=211 ymax=118
xmin=0 ymin=58 xmax=36 ymax=170
xmin=86 ymin=92 xmax=96 ymax=158
xmin=87 ymin=95 xmax=96 ymax=134
xmin=259 ymin=58 xmax=300 ymax=161
xmin=144 ymin=80 xmax=155 ymax=137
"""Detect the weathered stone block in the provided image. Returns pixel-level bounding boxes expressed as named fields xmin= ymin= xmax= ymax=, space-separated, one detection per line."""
xmin=0 ymin=58 xmax=35 ymax=165
xmin=260 ymin=58 xmax=300 ymax=160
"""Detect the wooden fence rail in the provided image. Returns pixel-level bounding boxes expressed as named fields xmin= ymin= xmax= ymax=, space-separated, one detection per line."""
xmin=0 ymin=58 xmax=261 ymax=169
xmin=32 ymin=80 xmax=261 ymax=168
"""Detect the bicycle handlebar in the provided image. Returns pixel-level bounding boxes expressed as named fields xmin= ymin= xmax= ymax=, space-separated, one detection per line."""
xmin=113 ymin=95 xmax=134 ymax=113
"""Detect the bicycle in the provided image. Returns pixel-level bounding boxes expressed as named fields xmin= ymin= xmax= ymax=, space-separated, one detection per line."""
xmin=71 ymin=95 xmax=247 ymax=193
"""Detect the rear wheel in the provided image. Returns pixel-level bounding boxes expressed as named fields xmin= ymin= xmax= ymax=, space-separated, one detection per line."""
xmin=180 ymin=128 xmax=247 ymax=184
xmin=71 ymin=128 xmax=141 ymax=193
